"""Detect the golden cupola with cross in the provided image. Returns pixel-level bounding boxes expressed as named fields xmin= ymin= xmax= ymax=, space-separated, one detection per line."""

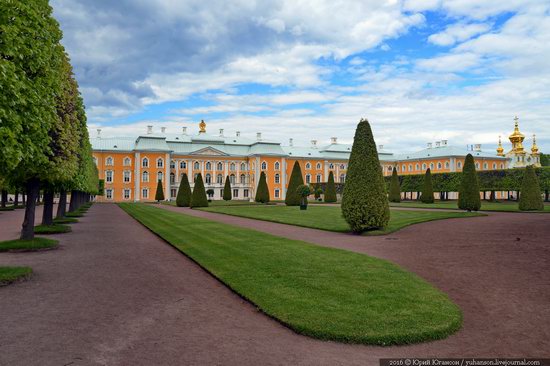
xmin=508 ymin=116 xmax=525 ymax=154
xmin=502 ymin=116 xmax=541 ymax=168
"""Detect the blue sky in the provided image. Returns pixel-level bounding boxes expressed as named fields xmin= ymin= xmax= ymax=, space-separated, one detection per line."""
xmin=51 ymin=0 xmax=549 ymax=153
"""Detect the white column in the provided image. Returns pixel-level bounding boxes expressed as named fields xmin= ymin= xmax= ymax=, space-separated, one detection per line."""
xmin=165 ymin=153 xmax=170 ymax=201
xmin=187 ymin=159 xmax=192 ymax=185
xmin=324 ymin=160 xmax=329 ymax=181
xmin=281 ymin=157 xmax=287 ymax=198
xmin=134 ymin=152 xmax=140 ymax=202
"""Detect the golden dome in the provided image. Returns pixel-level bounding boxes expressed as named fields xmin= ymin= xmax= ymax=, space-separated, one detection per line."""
xmin=496 ymin=136 xmax=504 ymax=156
xmin=199 ymin=119 xmax=206 ymax=133
xmin=531 ymin=134 xmax=539 ymax=155
xmin=508 ymin=116 xmax=525 ymax=153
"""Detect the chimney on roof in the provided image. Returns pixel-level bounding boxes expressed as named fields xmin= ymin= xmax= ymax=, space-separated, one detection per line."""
xmin=311 ymin=140 xmax=318 ymax=148
xmin=331 ymin=137 xmax=337 ymax=144
xmin=219 ymin=129 xmax=224 ymax=137
xmin=378 ymin=144 xmax=384 ymax=150
xmin=435 ymin=141 xmax=441 ymax=148
xmin=161 ymin=127 xmax=166 ymax=134
xmin=236 ymin=131 xmax=241 ymax=137
xmin=256 ymin=132 xmax=262 ymax=141
xmin=97 ymin=129 xmax=101 ymax=138
xmin=474 ymin=144 xmax=482 ymax=152
xmin=147 ymin=125 xmax=153 ymax=134
xmin=182 ymin=126 xmax=187 ymax=135
xmin=289 ymin=138 xmax=293 ymax=147
xmin=427 ymin=142 xmax=432 ymax=149
xmin=441 ymin=139 xmax=448 ymax=146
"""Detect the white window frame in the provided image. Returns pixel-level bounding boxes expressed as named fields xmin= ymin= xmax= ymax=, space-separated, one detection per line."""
xmin=106 ymin=188 xmax=113 ymax=200
xmin=157 ymin=158 xmax=164 ymax=168
xmin=105 ymin=170 xmax=113 ymax=183
xmin=261 ymin=161 xmax=267 ymax=170
xmin=142 ymin=171 xmax=149 ymax=182
xmin=123 ymin=189 xmax=131 ymax=200
xmin=106 ymin=156 xmax=114 ymax=166
xmin=123 ymin=170 xmax=131 ymax=183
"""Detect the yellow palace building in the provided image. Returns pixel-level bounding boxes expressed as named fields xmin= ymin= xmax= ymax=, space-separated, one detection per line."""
xmin=91 ymin=118 xmax=540 ymax=202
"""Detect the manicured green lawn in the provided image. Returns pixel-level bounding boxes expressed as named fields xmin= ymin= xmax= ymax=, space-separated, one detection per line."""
xmin=34 ymin=224 xmax=72 ymax=234
xmin=389 ymin=200 xmax=550 ymax=212
xmin=53 ymin=217 xmax=79 ymax=224
xmin=0 ymin=237 xmax=58 ymax=252
xmin=200 ymin=205 xmax=483 ymax=235
xmin=65 ymin=211 xmax=84 ymax=217
xmin=162 ymin=200 xmax=265 ymax=207
xmin=120 ymin=203 xmax=462 ymax=345
xmin=0 ymin=267 xmax=32 ymax=286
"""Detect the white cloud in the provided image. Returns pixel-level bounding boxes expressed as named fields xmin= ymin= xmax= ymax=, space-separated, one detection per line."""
xmin=428 ymin=22 xmax=492 ymax=46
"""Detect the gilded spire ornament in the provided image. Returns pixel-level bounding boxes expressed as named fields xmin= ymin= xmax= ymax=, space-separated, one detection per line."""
xmin=531 ymin=134 xmax=539 ymax=155
xmin=508 ymin=116 xmax=525 ymax=153
xmin=496 ymin=136 xmax=504 ymax=156
xmin=199 ymin=119 xmax=206 ymax=133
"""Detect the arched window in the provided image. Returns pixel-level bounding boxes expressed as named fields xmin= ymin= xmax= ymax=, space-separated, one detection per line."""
xmin=205 ymin=174 xmax=211 ymax=184
xmin=340 ymin=174 xmax=346 ymax=183
xmin=483 ymin=162 xmax=488 ymax=170
xmin=240 ymin=174 xmax=246 ymax=184
xmin=329 ymin=163 xmax=334 ymax=169
xmin=316 ymin=163 xmax=322 ymax=170
xmin=106 ymin=156 xmax=113 ymax=166
xmin=415 ymin=164 xmax=420 ymax=171
xmin=142 ymin=157 xmax=149 ymax=168
xmin=194 ymin=161 xmax=200 ymax=170
xmin=316 ymin=174 xmax=322 ymax=183
xmin=142 ymin=171 xmax=149 ymax=182
xmin=429 ymin=163 xmax=434 ymax=170
xmin=275 ymin=173 xmax=280 ymax=184
xmin=437 ymin=162 xmax=442 ymax=170
xmin=492 ymin=163 xmax=496 ymax=169
xmin=422 ymin=163 xmax=427 ymax=170
xmin=180 ymin=161 xmax=186 ymax=169
xmin=230 ymin=174 xmax=236 ymax=184
xmin=123 ymin=157 xmax=131 ymax=166
xmin=409 ymin=164 xmax=413 ymax=171
xmin=157 ymin=171 xmax=163 ymax=181
xmin=170 ymin=172 xmax=175 ymax=184
xmin=261 ymin=161 xmax=267 ymax=170
xmin=458 ymin=161 xmax=462 ymax=169
xmin=206 ymin=162 xmax=212 ymax=170
xmin=217 ymin=174 xmax=223 ymax=184
xmin=170 ymin=160 xmax=175 ymax=169
xmin=500 ymin=163 xmax=504 ymax=169
xmin=476 ymin=162 xmax=480 ymax=169
xmin=305 ymin=162 xmax=311 ymax=170
xmin=402 ymin=165 xmax=406 ymax=172
xmin=230 ymin=163 xmax=236 ymax=171
xmin=217 ymin=162 xmax=223 ymax=171
xmin=445 ymin=162 xmax=450 ymax=169
xmin=340 ymin=164 xmax=345 ymax=170
xmin=274 ymin=162 xmax=280 ymax=170
xmin=388 ymin=166 xmax=392 ymax=172
xmin=157 ymin=158 xmax=164 ymax=168
xmin=305 ymin=174 xmax=311 ymax=184
xmin=241 ymin=163 xmax=246 ymax=171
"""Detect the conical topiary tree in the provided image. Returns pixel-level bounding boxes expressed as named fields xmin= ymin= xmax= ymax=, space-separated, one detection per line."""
xmin=519 ymin=165 xmax=544 ymax=211
xmin=155 ymin=179 xmax=164 ymax=202
xmin=324 ymin=171 xmax=337 ymax=203
xmin=176 ymin=173 xmax=192 ymax=207
xmin=223 ymin=175 xmax=232 ymax=201
xmin=421 ymin=168 xmax=434 ymax=204
xmin=389 ymin=167 xmax=401 ymax=203
xmin=190 ymin=173 xmax=208 ymax=208
xmin=285 ymin=161 xmax=304 ymax=206
xmin=458 ymin=154 xmax=481 ymax=211
xmin=255 ymin=171 xmax=270 ymax=203
xmin=341 ymin=118 xmax=390 ymax=232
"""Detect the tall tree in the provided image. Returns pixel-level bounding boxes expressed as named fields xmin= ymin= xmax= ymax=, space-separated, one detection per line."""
xmin=388 ymin=167 xmax=401 ymax=203
xmin=190 ymin=173 xmax=208 ymax=208
xmin=223 ymin=176 xmax=232 ymax=201
xmin=518 ymin=165 xmax=544 ymax=211
xmin=0 ymin=0 xmax=69 ymax=239
xmin=176 ymin=174 xmax=192 ymax=207
xmin=255 ymin=171 xmax=270 ymax=203
xmin=458 ymin=154 xmax=481 ymax=211
xmin=342 ymin=119 xmax=390 ymax=232
xmin=421 ymin=168 xmax=434 ymax=204
xmin=155 ymin=179 xmax=165 ymax=202
xmin=285 ymin=161 xmax=304 ymax=206
xmin=324 ymin=171 xmax=337 ymax=203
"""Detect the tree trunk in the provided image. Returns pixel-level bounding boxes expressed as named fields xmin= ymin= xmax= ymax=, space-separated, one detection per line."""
xmin=22 ymin=193 xmax=26 ymax=206
xmin=14 ymin=190 xmax=19 ymax=207
xmin=69 ymin=190 xmax=77 ymax=212
xmin=42 ymin=189 xmax=54 ymax=226
xmin=56 ymin=190 xmax=67 ymax=218
xmin=1 ymin=190 xmax=7 ymax=208
xmin=545 ymin=190 xmax=549 ymax=202
xmin=21 ymin=178 xmax=40 ymax=240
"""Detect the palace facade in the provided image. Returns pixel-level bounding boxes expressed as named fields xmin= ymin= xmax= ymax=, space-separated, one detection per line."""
xmin=91 ymin=118 xmax=540 ymax=202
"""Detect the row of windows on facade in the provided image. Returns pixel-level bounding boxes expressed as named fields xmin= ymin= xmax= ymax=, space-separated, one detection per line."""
xmin=98 ymin=156 xmax=348 ymax=172
xmin=104 ymin=187 xmax=288 ymax=200
xmin=391 ymin=160 xmax=505 ymax=172
xmin=104 ymin=170 xmax=346 ymax=185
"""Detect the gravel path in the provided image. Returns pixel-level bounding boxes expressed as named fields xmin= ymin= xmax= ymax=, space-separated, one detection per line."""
xmin=1 ymin=203 xmax=548 ymax=365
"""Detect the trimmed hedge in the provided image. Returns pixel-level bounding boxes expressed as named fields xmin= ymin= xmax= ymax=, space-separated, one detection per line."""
xmin=155 ymin=179 xmax=164 ymax=202
xmin=388 ymin=167 xmax=401 ymax=203
xmin=223 ymin=176 xmax=232 ymax=201
xmin=255 ymin=171 xmax=270 ymax=203
xmin=190 ymin=173 xmax=208 ymax=208
xmin=324 ymin=171 xmax=337 ymax=203
xmin=519 ymin=165 xmax=544 ymax=211
xmin=421 ymin=169 xmax=434 ymax=204
xmin=176 ymin=173 xmax=192 ymax=207
xmin=285 ymin=161 xmax=304 ymax=206
xmin=458 ymin=154 xmax=481 ymax=211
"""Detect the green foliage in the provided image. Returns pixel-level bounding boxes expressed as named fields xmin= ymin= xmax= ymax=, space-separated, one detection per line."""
xmin=155 ymin=179 xmax=164 ymax=202
xmin=342 ymin=119 xmax=390 ymax=232
xmin=190 ymin=173 xmax=208 ymax=208
xmin=458 ymin=154 xmax=481 ymax=211
xmin=540 ymin=153 xmax=549 ymax=167
xmin=519 ymin=165 xmax=544 ymax=211
xmin=0 ymin=267 xmax=32 ymax=285
xmin=0 ymin=237 xmax=58 ymax=252
xmin=389 ymin=167 xmax=401 ymax=203
xmin=324 ymin=171 xmax=337 ymax=203
xmin=223 ymin=175 xmax=232 ymax=201
xmin=421 ymin=169 xmax=434 ymax=204
xmin=255 ymin=171 xmax=270 ymax=203
xmin=34 ymin=224 xmax=71 ymax=234
xmin=176 ymin=173 xmax=192 ymax=207
xmin=285 ymin=161 xmax=304 ymax=206
xmin=313 ymin=184 xmax=323 ymax=200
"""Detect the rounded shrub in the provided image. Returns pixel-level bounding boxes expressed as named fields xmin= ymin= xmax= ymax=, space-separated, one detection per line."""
xmin=285 ymin=161 xmax=304 ymax=206
xmin=341 ymin=118 xmax=390 ymax=232
xmin=458 ymin=154 xmax=481 ymax=211
xmin=519 ymin=165 xmax=544 ymax=211
xmin=190 ymin=173 xmax=208 ymax=208
xmin=421 ymin=168 xmax=434 ymax=204
xmin=324 ymin=171 xmax=337 ymax=203
xmin=389 ymin=167 xmax=401 ymax=203
xmin=176 ymin=173 xmax=192 ymax=207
